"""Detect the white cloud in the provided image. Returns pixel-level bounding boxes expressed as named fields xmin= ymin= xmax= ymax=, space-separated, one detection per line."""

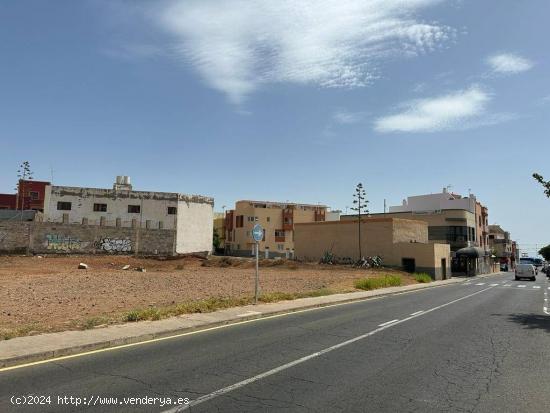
xmin=374 ymin=85 xmax=492 ymax=133
xmin=151 ymin=0 xmax=453 ymax=103
xmin=486 ymin=53 xmax=534 ymax=75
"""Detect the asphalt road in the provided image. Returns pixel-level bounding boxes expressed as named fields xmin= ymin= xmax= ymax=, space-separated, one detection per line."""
xmin=2 ymin=271 xmax=550 ymax=413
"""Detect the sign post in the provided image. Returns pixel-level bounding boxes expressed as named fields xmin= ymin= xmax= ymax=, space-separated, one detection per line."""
xmin=252 ymin=224 xmax=263 ymax=304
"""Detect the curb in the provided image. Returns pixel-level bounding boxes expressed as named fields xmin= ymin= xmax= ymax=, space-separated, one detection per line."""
xmin=0 ymin=272 xmax=505 ymax=369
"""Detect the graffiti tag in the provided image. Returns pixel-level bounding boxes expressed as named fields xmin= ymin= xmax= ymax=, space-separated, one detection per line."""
xmin=45 ymin=234 xmax=85 ymax=251
xmin=97 ymin=238 xmax=132 ymax=252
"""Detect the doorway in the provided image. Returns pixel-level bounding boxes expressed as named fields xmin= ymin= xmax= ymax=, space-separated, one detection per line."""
xmin=441 ymin=258 xmax=447 ymax=279
xmin=402 ymin=258 xmax=416 ymax=273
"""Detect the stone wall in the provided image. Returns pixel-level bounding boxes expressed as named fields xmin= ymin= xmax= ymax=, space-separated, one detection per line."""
xmin=0 ymin=221 xmax=176 ymax=256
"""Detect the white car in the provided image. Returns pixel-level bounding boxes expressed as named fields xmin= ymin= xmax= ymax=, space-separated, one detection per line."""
xmin=515 ymin=264 xmax=536 ymax=281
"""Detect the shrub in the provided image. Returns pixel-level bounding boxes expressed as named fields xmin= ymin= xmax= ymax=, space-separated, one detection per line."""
xmin=414 ymin=273 xmax=432 ymax=283
xmin=355 ymin=275 xmax=402 ymax=291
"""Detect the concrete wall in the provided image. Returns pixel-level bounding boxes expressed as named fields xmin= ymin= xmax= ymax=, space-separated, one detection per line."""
xmin=176 ymin=199 xmax=213 ymax=254
xmin=294 ymin=218 xmax=426 ymax=264
xmin=0 ymin=221 xmax=176 ymax=256
xmin=294 ymin=218 xmax=450 ymax=279
xmin=394 ymin=242 xmax=451 ymax=280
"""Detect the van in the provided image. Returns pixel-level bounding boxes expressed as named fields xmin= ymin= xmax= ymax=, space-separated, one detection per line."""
xmin=515 ymin=264 xmax=536 ymax=281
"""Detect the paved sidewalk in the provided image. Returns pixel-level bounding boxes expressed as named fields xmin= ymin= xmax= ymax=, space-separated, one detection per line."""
xmin=0 ymin=272 xmax=504 ymax=369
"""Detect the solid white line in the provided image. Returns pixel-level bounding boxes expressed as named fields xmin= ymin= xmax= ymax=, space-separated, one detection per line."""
xmin=475 ymin=283 xmax=485 ymax=286
xmin=378 ymin=319 xmax=399 ymax=327
xmin=410 ymin=311 xmax=424 ymax=316
xmin=518 ymin=285 xmax=526 ymax=288
xmin=490 ymin=284 xmax=498 ymax=286
xmin=164 ymin=286 xmax=495 ymax=412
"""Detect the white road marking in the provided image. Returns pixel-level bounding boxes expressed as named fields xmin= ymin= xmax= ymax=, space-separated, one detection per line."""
xmin=544 ymin=307 xmax=550 ymax=315
xmin=533 ymin=286 xmax=541 ymax=289
xmin=378 ymin=319 xmax=399 ymax=327
xmin=504 ymin=284 xmax=512 ymax=287
xmin=518 ymin=285 xmax=526 ymax=288
xmin=490 ymin=284 xmax=498 ymax=286
xmin=237 ymin=311 xmax=261 ymax=317
xmin=164 ymin=286 xmax=496 ymax=412
xmin=475 ymin=283 xmax=485 ymax=286
xmin=410 ymin=311 xmax=424 ymax=316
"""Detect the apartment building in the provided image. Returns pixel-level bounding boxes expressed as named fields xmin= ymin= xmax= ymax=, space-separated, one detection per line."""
xmin=489 ymin=225 xmax=514 ymax=267
xmin=43 ymin=176 xmax=214 ymax=254
xmin=225 ymin=200 xmax=334 ymax=257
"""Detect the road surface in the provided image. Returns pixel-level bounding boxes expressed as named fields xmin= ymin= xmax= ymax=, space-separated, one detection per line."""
xmin=2 ymin=272 xmax=550 ymax=412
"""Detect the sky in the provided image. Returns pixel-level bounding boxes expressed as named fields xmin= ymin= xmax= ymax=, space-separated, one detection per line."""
xmin=1 ymin=0 xmax=549 ymax=255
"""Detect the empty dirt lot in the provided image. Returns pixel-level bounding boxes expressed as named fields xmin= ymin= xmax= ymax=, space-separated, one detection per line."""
xmin=0 ymin=255 xmax=418 ymax=339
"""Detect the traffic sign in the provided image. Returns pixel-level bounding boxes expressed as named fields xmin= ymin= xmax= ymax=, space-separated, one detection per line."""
xmin=252 ymin=224 xmax=263 ymax=242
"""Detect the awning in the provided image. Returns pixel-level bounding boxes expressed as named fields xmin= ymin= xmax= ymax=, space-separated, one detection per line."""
xmin=455 ymin=247 xmax=486 ymax=258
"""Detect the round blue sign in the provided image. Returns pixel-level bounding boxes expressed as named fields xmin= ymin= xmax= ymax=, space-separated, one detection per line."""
xmin=252 ymin=224 xmax=263 ymax=242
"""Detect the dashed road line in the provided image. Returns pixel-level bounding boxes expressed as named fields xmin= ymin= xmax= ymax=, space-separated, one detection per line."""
xmin=410 ymin=311 xmax=424 ymax=316
xmin=378 ymin=319 xmax=399 ymax=327
xmin=490 ymin=284 xmax=498 ymax=286
xmin=518 ymin=285 xmax=526 ymax=288
xmin=475 ymin=283 xmax=485 ymax=286
xmin=533 ymin=286 xmax=541 ymax=289
xmin=164 ymin=286 xmax=495 ymax=413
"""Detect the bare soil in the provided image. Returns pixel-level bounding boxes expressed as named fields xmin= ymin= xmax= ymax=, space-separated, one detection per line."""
xmin=0 ymin=255 xmax=417 ymax=338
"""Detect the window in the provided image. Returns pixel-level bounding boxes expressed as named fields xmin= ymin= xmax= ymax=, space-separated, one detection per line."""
xmin=128 ymin=205 xmax=141 ymax=213
xmin=236 ymin=215 xmax=244 ymax=228
xmin=277 ymin=244 xmax=284 ymax=251
xmin=267 ymin=217 xmax=270 ymax=222
xmin=57 ymin=202 xmax=71 ymax=211
xmin=275 ymin=230 xmax=285 ymax=237
xmin=167 ymin=207 xmax=177 ymax=215
xmin=29 ymin=191 xmax=39 ymax=200
xmin=93 ymin=203 xmax=107 ymax=212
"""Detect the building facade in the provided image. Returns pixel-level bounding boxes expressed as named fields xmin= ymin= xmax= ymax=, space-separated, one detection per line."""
xmin=0 ymin=179 xmax=50 ymax=211
xmin=225 ymin=200 xmax=333 ymax=257
xmin=342 ymin=188 xmax=492 ymax=275
xmin=294 ymin=217 xmax=451 ymax=280
xmin=42 ymin=176 xmax=214 ymax=255
xmin=489 ymin=225 xmax=513 ymax=267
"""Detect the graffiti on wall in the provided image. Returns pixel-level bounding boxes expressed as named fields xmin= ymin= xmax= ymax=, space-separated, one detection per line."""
xmin=0 ymin=231 xmax=7 ymax=244
xmin=45 ymin=234 xmax=87 ymax=251
xmin=97 ymin=237 xmax=132 ymax=253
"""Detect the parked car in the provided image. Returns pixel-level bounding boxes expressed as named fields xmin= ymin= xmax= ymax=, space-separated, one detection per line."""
xmin=515 ymin=264 xmax=536 ymax=281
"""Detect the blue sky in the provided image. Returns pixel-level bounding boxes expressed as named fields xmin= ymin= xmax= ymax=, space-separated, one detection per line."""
xmin=1 ymin=0 xmax=549 ymax=255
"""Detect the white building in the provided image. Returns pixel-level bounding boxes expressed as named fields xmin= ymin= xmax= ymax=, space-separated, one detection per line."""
xmin=43 ymin=176 xmax=214 ymax=254
xmin=389 ymin=188 xmax=476 ymax=214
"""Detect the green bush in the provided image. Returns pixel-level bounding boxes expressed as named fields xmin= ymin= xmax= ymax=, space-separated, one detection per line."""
xmin=414 ymin=273 xmax=432 ymax=283
xmin=355 ymin=275 xmax=402 ymax=291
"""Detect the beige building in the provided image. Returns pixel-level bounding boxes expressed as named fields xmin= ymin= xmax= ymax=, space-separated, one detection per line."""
xmin=225 ymin=200 xmax=335 ymax=257
xmin=213 ymin=212 xmax=225 ymax=251
xmin=342 ymin=189 xmax=493 ymax=275
xmin=294 ymin=217 xmax=451 ymax=280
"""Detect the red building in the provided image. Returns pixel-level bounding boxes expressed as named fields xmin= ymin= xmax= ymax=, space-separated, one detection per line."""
xmin=17 ymin=180 xmax=50 ymax=211
xmin=0 ymin=180 xmax=50 ymax=211
xmin=0 ymin=194 xmax=16 ymax=209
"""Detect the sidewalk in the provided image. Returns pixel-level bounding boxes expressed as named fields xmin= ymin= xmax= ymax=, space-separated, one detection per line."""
xmin=0 ymin=272 xmax=503 ymax=369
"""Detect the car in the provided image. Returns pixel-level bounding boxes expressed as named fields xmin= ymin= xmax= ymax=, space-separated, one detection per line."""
xmin=515 ymin=264 xmax=536 ymax=281
xmin=500 ymin=263 xmax=509 ymax=272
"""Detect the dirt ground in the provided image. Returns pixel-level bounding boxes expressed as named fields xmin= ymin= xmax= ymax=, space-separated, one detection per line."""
xmin=0 ymin=255 xmax=417 ymax=338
